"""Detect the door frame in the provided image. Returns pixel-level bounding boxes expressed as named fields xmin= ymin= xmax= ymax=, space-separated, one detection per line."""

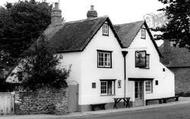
xmin=134 ymin=81 xmax=144 ymax=100
xmin=128 ymin=78 xmax=154 ymax=106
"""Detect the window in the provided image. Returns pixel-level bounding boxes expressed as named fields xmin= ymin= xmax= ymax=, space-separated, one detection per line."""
xmin=100 ymin=80 xmax=115 ymax=95
xmin=145 ymin=81 xmax=153 ymax=94
xmin=97 ymin=50 xmax=112 ymax=68
xmin=145 ymin=54 xmax=150 ymax=69
xmin=118 ymin=80 xmax=121 ymax=88
xmin=135 ymin=51 xmax=150 ymax=68
xmin=141 ymin=28 xmax=146 ymax=39
xmin=102 ymin=22 xmax=109 ymax=36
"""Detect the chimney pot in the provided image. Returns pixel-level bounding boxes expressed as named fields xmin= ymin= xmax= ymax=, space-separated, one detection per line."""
xmin=91 ymin=5 xmax=94 ymax=10
xmin=54 ymin=2 xmax=59 ymax=9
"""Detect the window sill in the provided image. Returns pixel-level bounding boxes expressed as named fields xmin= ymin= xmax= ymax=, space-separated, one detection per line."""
xmin=135 ymin=67 xmax=150 ymax=69
xmin=102 ymin=34 xmax=109 ymax=36
xmin=97 ymin=66 xmax=112 ymax=68
xmin=100 ymin=94 xmax=115 ymax=96
xmin=146 ymin=92 xmax=153 ymax=94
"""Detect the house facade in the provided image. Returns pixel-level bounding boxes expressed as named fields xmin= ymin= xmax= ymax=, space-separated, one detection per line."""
xmin=114 ymin=22 xmax=174 ymax=107
xmin=6 ymin=4 xmax=175 ymax=112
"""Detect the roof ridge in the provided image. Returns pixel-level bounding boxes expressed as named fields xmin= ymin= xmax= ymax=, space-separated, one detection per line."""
xmin=64 ymin=16 xmax=108 ymax=24
xmin=114 ymin=20 xmax=144 ymax=26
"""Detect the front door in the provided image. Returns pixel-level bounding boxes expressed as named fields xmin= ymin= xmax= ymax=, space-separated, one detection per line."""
xmin=134 ymin=81 xmax=144 ymax=106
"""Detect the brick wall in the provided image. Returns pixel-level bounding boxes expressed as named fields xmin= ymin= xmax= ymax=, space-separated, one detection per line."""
xmin=15 ymin=87 xmax=68 ymax=115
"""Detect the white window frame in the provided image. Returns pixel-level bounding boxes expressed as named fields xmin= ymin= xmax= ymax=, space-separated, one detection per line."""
xmin=100 ymin=80 xmax=115 ymax=96
xmin=97 ymin=51 xmax=112 ymax=68
xmin=145 ymin=54 xmax=150 ymax=69
xmin=145 ymin=80 xmax=153 ymax=94
xmin=102 ymin=22 xmax=109 ymax=36
xmin=141 ymin=28 xmax=146 ymax=39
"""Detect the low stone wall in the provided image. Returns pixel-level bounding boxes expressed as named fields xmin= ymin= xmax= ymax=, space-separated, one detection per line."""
xmin=15 ymin=87 xmax=68 ymax=115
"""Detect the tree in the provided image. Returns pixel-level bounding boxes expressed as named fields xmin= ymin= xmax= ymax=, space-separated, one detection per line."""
xmin=0 ymin=0 xmax=52 ymax=66
xmin=157 ymin=0 xmax=190 ymax=48
xmin=20 ymin=35 xmax=69 ymax=91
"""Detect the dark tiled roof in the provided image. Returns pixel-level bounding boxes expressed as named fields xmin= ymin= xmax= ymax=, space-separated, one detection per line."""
xmin=114 ymin=21 xmax=162 ymax=57
xmin=159 ymin=44 xmax=190 ymax=67
xmin=23 ymin=16 xmax=122 ymax=54
xmin=114 ymin=21 xmax=144 ymax=48
xmin=47 ymin=16 xmax=117 ymax=52
xmin=23 ymin=24 xmax=64 ymax=55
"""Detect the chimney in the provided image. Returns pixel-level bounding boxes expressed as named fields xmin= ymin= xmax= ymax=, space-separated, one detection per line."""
xmin=87 ymin=5 xmax=98 ymax=18
xmin=51 ymin=2 xmax=63 ymax=25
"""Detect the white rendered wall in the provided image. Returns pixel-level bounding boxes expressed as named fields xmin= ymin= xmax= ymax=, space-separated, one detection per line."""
xmin=125 ymin=26 xmax=175 ymax=101
xmin=58 ymin=52 xmax=82 ymax=102
xmin=79 ymin=23 xmax=124 ymax=105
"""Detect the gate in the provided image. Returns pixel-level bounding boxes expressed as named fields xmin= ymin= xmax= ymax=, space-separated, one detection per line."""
xmin=0 ymin=92 xmax=14 ymax=115
xmin=68 ymin=84 xmax=79 ymax=112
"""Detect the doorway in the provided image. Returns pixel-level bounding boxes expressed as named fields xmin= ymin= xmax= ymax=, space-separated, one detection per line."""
xmin=134 ymin=81 xmax=144 ymax=106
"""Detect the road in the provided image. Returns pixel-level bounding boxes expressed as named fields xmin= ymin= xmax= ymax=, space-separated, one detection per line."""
xmin=69 ymin=103 xmax=190 ymax=119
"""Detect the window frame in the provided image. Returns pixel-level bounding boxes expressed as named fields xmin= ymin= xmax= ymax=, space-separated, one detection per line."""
xmin=100 ymin=79 xmax=116 ymax=96
xmin=135 ymin=51 xmax=150 ymax=69
xmin=97 ymin=50 xmax=112 ymax=68
xmin=135 ymin=50 xmax=146 ymax=68
xmin=145 ymin=54 xmax=150 ymax=69
xmin=145 ymin=80 xmax=153 ymax=94
xmin=141 ymin=28 xmax=146 ymax=39
xmin=102 ymin=22 xmax=109 ymax=36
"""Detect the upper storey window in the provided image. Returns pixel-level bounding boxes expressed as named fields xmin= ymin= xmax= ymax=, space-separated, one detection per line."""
xmin=102 ymin=22 xmax=109 ymax=36
xmin=97 ymin=50 xmax=112 ymax=68
xmin=141 ymin=28 xmax=146 ymax=39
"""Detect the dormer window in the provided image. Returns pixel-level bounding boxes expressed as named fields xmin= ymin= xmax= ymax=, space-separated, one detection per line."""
xmin=102 ymin=22 xmax=109 ymax=36
xmin=141 ymin=28 xmax=146 ymax=39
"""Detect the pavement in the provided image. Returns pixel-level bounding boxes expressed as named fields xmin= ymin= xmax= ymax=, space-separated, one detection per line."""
xmin=1 ymin=97 xmax=190 ymax=119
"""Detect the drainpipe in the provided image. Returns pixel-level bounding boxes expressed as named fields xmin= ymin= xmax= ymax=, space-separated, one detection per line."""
xmin=122 ymin=51 xmax=128 ymax=98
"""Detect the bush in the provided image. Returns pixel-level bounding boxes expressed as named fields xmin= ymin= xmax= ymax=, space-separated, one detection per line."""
xmin=20 ymin=34 xmax=70 ymax=91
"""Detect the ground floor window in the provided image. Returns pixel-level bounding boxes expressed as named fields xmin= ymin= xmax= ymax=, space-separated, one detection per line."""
xmin=145 ymin=80 xmax=153 ymax=94
xmin=100 ymin=80 xmax=115 ymax=96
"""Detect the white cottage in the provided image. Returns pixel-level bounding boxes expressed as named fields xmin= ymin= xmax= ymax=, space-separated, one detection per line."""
xmin=114 ymin=21 xmax=175 ymax=107
xmin=6 ymin=4 xmax=175 ymax=111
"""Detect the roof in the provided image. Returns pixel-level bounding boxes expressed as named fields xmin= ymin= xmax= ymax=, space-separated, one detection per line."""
xmin=46 ymin=16 xmax=122 ymax=53
xmin=159 ymin=44 xmax=190 ymax=68
xmin=114 ymin=21 xmax=162 ymax=57
xmin=114 ymin=21 xmax=144 ymax=48
xmin=23 ymin=23 xmax=64 ymax=55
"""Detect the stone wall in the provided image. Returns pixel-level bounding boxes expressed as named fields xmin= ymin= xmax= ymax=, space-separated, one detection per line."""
xmin=15 ymin=87 xmax=68 ymax=115
xmin=170 ymin=67 xmax=190 ymax=96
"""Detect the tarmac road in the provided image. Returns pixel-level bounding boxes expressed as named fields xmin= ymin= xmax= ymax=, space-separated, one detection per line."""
xmin=70 ymin=102 xmax=190 ymax=119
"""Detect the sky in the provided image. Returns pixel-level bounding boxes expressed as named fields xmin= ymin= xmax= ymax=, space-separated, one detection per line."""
xmin=0 ymin=0 xmax=164 ymax=24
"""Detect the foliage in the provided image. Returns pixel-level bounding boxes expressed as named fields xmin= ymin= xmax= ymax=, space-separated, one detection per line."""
xmin=0 ymin=0 xmax=52 ymax=62
xmin=0 ymin=77 xmax=17 ymax=92
xmin=20 ymin=35 xmax=69 ymax=91
xmin=157 ymin=0 xmax=190 ymax=48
